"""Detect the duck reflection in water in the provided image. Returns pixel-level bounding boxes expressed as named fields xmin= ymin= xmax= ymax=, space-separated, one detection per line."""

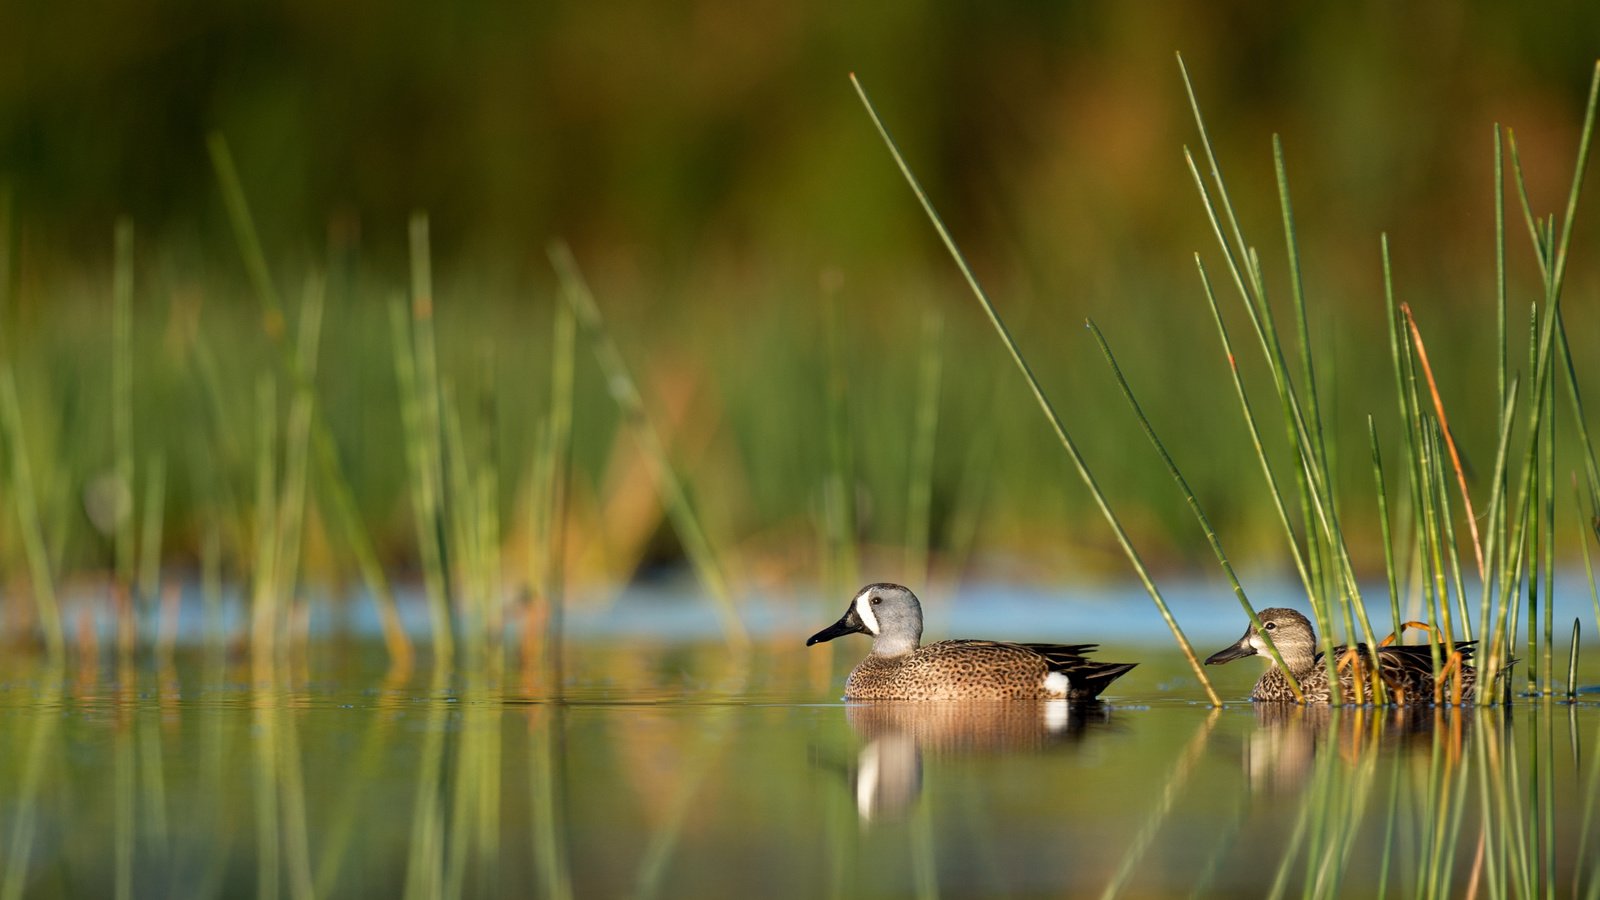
xmin=843 ymin=700 xmax=1115 ymax=821
xmin=1243 ymin=702 xmax=1471 ymax=796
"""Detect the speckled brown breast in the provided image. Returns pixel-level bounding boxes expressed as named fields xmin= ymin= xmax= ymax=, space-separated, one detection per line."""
xmin=844 ymin=641 xmax=1053 ymax=701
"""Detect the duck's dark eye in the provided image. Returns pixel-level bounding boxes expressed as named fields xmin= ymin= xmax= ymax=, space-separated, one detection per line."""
xmin=1264 ymin=622 xmax=1276 ymax=631
xmin=870 ymin=596 xmax=881 ymax=605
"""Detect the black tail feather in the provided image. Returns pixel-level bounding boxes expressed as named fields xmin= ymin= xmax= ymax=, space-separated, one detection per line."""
xmin=1064 ymin=661 xmax=1138 ymax=701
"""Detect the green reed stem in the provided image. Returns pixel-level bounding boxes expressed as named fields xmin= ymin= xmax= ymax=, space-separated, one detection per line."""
xmin=1415 ymin=419 xmax=1451 ymax=697
xmin=1374 ymin=746 xmax=1404 ymax=900
xmin=1542 ymin=350 xmax=1557 ymax=696
xmin=404 ymin=672 xmax=450 ymax=900
xmin=1274 ymin=135 xmax=1330 ymax=487
xmin=1475 ymin=380 xmax=1523 ymax=705
xmin=1472 ymin=377 xmax=1523 ymax=701
xmin=0 ymin=367 xmax=64 ymax=658
xmin=1382 ymin=236 xmax=1430 ymax=613
xmin=1496 ymin=124 xmax=1509 ymax=546
xmin=1557 ymin=314 xmax=1600 ymax=509
xmin=1088 ymin=320 xmax=1302 ymax=699
xmin=1575 ymin=717 xmax=1600 ymax=897
xmin=391 ymin=296 xmax=454 ymax=665
xmin=136 ymin=454 xmax=165 ymax=615
xmin=1181 ymin=57 xmax=1336 ymax=645
xmin=1540 ymin=703 xmax=1557 ymax=894
xmin=278 ymin=701 xmax=315 ymax=900
xmin=821 ymin=281 xmax=859 ymax=596
xmin=1500 ymin=63 xmax=1600 ymax=693
xmin=533 ymin=301 xmax=576 ymax=689
xmin=442 ymin=385 xmax=486 ymax=662
xmin=530 ymin=708 xmax=574 ymax=900
xmin=188 ymin=332 xmax=252 ymax=560
xmin=1196 ymin=259 xmax=1313 ymax=605
xmin=1527 ymin=303 xmax=1542 ymax=695
xmin=549 ymin=241 xmax=749 ymax=650
xmin=1432 ymin=425 xmax=1473 ymax=647
xmin=1266 ymin=749 xmax=1317 ymax=899
xmin=113 ymin=691 xmax=134 ymax=900
xmin=207 ymin=134 xmax=414 ymax=669
xmin=1441 ymin=729 xmax=1476 ymax=897
xmin=471 ymin=352 xmax=503 ymax=663
xmin=1181 ymin=58 xmax=1384 ymax=698
xmin=905 ymin=306 xmax=944 ymax=587
xmin=633 ymin=702 xmax=743 ymax=900
xmin=112 ymin=218 xmax=136 ymax=591
xmin=409 ymin=215 xmax=457 ymax=654
xmin=851 ymin=71 xmax=1218 ymax=703
xmin=251 ymin=375 xmax=280 ymax=666
xmin=1098 ymin=710 xmax=1218 ymax=900
xmin=0 ymin=663 xmax=61 ymax=900
xmin=1371 ymin=420 xmax=1404 ymax=642
xmin=274 ymin=278 xmax=324 ymax=634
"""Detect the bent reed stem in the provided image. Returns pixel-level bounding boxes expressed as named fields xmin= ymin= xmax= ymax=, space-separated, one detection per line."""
xmin=849 ymin=72 xmax=1220 ymax=705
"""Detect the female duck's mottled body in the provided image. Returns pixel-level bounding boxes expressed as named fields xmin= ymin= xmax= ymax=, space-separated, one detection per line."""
xmin=806 ymin=583 xmax=1136 ymax=701
xmin=1205 ymin=607 xmax=1488 ymax=704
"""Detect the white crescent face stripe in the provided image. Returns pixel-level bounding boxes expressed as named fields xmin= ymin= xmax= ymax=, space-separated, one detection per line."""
xmin=854 ymin=590 xmax=881 ymax=635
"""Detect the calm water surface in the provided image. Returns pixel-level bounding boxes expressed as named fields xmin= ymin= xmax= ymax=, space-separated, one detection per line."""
xmin=2 ymin=588 xmax=1599 ymax=897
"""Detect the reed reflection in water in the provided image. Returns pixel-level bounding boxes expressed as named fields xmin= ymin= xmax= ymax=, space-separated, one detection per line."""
xmin=0 ymin=644 xmax=1596 ymax=897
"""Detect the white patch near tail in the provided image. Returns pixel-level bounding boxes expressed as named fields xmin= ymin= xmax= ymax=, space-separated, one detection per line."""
xmin=854 ymin=590 xmax=881 ymax=635
xmin=1043 ymin=671 xmax=1071 ymax=699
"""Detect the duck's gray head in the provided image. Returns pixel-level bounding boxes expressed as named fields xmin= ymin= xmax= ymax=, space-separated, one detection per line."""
xmin=1205 ymin=607 xmax=1317 ymax=671
xmin=806 ymin=583 xmax=924 ymax=657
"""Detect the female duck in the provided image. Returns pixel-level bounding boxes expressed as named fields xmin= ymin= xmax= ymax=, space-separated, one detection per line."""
xmin=1205 ymin=607 xmax=1490 ymax=703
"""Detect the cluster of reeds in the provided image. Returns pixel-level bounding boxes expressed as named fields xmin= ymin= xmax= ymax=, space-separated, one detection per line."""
xmin=850 ymin=56 xmax=1600 ymax=707
xmin=0 ymin=132 xmax=767 ymax=678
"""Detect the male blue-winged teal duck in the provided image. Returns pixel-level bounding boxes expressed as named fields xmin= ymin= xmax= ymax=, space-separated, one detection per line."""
xmin=1204 ymin=607 xmax=1497 ymax=703
xmin=806 ymin=583 xmax=1136 ymax=701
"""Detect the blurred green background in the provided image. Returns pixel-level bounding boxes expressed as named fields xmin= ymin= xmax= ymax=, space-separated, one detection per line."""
xmin=4 ymin=2 xmax=1600 ymax=589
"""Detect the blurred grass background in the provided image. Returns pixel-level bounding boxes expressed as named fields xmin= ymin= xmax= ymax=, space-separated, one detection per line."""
xmin=4 ymin=2 xmax=1600 ymax=593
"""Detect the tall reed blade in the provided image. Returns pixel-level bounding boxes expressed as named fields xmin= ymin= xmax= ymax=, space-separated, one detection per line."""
xmin=1370 ymin=419 xmax=1404 ymax=644
xmin=548 ymin=241 xmax=749 ymax=651
xmin=207 ymin=134 xmax=414 ymax=669
xmin=112 ymin=218 xmax=136 ymax=594
xmin=849 ymin=72 xmax=1219 ymax=704
xmin=391 ymin=295 xmax=454 ymax=667
xmin=0 ymin=368 xmax=64 ymax=658
xmin=821 ymin=282 xmax=859 ymax=597
xmin=905 ymin=307 xmax=944 ymax=588
xmin=529 ymin=300 xmax=576 ymax=688
xmin=251 ymin=375 xmax=280 ymax=671
xmin=1087 ymin=319 xmax=1302 ymax=699
xmin=1181 ymin=57 xmax=1383 ymax=698
xmin=1401 ymin=304 xmax=1484 ymax=578
xmin=1195 ymin=259 xmax=1313 ymax=602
